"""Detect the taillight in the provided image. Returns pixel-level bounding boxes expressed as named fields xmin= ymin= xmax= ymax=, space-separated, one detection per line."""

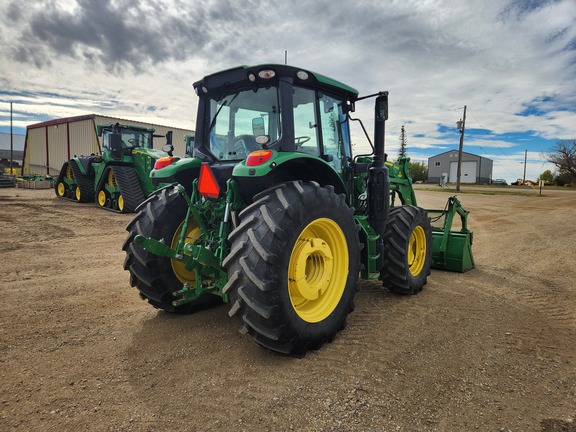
xmin=246 ymin=150 xmax=273 ymax=166
xmin=154 ymin=156 xmax=174 ymax=170
xmin=198 ymin=163 xmax=220 ymax=198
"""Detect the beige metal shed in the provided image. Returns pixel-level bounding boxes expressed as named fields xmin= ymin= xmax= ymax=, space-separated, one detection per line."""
xmin=23 ymin=114 xmax=194 ymax=176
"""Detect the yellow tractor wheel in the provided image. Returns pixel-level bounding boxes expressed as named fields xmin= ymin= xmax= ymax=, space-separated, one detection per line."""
xmin=223 ymin=181 xmax=360 ymax=355
xmin=380 ymin=206 xmax=433 ymax=295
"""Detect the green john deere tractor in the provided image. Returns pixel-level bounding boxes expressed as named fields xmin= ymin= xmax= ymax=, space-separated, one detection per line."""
xmin=55 ymin=123 xmax=173 ymax=213
xmin=123 ymin=64 xmax=474 ymax=355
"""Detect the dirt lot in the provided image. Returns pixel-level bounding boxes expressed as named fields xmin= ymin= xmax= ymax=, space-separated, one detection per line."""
xmin=1 ymin=186 xmax=575 ymax=431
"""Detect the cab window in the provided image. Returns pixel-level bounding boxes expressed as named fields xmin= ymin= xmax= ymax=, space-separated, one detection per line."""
xmin=208 ymin=86 xmax=281 ymax=160
xmin=292 ymin=87 xmax=319 ymax=155
xmin=319 ymin=94 xmax=347 ymax=171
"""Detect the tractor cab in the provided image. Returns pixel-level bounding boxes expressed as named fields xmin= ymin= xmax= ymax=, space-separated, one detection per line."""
xmin=191 ymin=64 xmax=359 ymax=200
xmin=100 ymin=124 xmax=155 ymax=160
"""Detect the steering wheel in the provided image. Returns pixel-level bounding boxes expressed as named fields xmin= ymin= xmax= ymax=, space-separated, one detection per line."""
xmin=233 ymin=135 xmax=259 ymax=156
xmin=295 ymin=136 xmax=311 ymax=148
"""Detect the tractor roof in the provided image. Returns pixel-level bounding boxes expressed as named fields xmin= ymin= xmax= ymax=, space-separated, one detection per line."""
xmin=193 ymin=64 xmax=359 ymax=101
xmin=96 ymin=123 xmax=156 ymax=136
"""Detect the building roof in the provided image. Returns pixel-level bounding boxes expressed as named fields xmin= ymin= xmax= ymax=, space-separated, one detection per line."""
xmin=428 ymin=149 xmax=492 ymax=161
xmin=26 ymin=113 xmax=192 ymax=133
xmin=26 ymin=114 xmax=96 ymax=130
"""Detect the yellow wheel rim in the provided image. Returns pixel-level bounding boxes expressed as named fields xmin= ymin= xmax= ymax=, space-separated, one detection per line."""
xmin=408 ymin=226 xmax=426 ymax=277
xmin=57 ymin=182 xmax=66 ymax=197
xmin=75 ymin=187 xmax=81 ymax=201
xmin=288 ymin=218 xmax=348 ymax=323
xmin=107 ymin=170 xmax=117 ymax=187
xmin=98 ymin=190 xmax=107 ymax=206
xmin=118 ymin=195 xmax=124 ymax=211
xmin=170 ymin=221 xmax=201 ymax=284
xmin=65 ymin=165 xmax=74 ymax=179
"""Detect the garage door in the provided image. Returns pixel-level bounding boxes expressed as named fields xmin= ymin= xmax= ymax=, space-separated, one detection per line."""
xmin=449 ymin=161 xmax=477 ymax=183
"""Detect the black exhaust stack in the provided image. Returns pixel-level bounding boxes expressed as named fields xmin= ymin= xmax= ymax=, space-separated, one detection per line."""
xmin=368 ymin=92 xmax=390 ymax=269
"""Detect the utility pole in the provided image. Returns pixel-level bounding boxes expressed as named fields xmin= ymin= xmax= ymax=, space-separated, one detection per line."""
xmin=522 ymin=149 xmax=527 ymax=184
xmin=10 ymin=102 xmax=13 ymax=174
xmin=456 ymin=105 xmax=467 ymax=192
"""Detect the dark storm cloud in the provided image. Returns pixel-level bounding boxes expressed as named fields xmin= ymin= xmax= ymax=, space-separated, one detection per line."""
xmin=5 ymin=0 xmax=236 ymax=72
xmin=4 ymin=0 xmax=446 ymax=76
xmin=7 ymin=0 xmax=430 ymax=74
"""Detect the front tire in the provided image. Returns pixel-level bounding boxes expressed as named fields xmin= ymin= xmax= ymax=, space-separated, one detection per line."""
xmin=222 ymin=181 xmax=360 ymax=356
xmin=122 ymin=185 xmax=221 ymax=313
xmin=380 ymin=206 xmax=433 ymax=295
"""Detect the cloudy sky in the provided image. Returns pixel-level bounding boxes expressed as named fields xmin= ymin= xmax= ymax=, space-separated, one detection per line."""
xmin=1 ymin=0 xmax=575 ymax=183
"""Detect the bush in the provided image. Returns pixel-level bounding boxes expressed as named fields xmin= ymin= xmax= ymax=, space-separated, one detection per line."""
xmin=409 ymin=161 xmax=427 ymax=182
xmin=555 ymin=172 xmax=573 ymax=187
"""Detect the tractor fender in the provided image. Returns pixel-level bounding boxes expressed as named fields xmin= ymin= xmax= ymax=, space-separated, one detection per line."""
xmin=150 ymin=156 xmax=202 ymax=180
xmin=150 ymin=156 xmax=202 ymax=195
xmin=69 ymin=156 xmax=97 ymax=176
xmin=232 ymin=152 xmax=347 ymax=203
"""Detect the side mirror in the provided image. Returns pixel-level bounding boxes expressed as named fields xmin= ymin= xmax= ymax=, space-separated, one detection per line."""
xmin=375 ymin=93 xmax=389 ymax=121
xmin=162 ymin=143 xmax=174 ymax=156
xmin=323 ymin=101 xmax=334 ymax=114
xmin=252 ymin=117 xmax=265 ymax=136
xmin=184 ymin=134 xmax=195 ymax=156
xmin=165 ymin=131 xmax=173 ymax=146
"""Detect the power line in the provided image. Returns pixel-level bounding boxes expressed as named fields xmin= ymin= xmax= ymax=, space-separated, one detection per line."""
xmin=465 ymin=107 xmax=527 ymax=179
xmin=400 ymin=107 xmax=463 ymax=118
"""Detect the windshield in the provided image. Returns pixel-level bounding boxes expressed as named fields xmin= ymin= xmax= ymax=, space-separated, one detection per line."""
xmin=103 ymin=128 xmax=153 ymax=150
xmin=119 ymin=128 xmax=153 ymax=149
xmin=208 ymin=86 xmax=281 ymax=160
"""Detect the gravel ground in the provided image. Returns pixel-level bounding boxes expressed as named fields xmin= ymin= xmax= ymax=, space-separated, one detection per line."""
xmin=0 ymin=186 xmax=575 ymax=431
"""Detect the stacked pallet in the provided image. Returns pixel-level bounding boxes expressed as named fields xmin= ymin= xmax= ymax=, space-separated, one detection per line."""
xmin=0 ymin=173 xmax=16 ymax=188
xmin=15 ymin=175 xmax=55 ymax=189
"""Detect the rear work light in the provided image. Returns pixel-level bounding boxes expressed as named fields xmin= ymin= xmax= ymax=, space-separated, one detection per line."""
xmin=246 ymin=150 xmax=274 ymax=166
xmin=258 ymin=69 xmax=276 ymax=79
xmin=154 ymin=156 xmax=174 ymax=170
xmin=198 ymin=163 xmax=220 ymax=198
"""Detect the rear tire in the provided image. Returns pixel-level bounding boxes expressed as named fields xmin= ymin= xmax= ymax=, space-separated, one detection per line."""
xmin=380 ymin=206 xmax=433 ymax=295
xmin=223 ymin=181 xmax=360 ymax=356
xmin=122 ymin=185 xmax=222 ymax=313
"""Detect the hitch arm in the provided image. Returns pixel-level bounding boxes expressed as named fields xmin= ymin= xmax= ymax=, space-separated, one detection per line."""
xmin=133 ymin=235 xmax=183 ymax=260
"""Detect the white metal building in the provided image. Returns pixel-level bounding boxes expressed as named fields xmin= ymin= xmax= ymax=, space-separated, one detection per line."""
xmin=427 ymin=150 xmax=493 ymax=184
xmin=0 ymin=132 xmax=26 ymax=151
xmin=23 ymin=114 xmax=194 ymax=176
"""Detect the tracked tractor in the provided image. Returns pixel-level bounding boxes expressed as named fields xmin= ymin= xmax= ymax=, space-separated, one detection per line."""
xmin=123 ymin=64 xmax=474 ymax=355
xmin=55 ymin=123 xmax=173 ymax=213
